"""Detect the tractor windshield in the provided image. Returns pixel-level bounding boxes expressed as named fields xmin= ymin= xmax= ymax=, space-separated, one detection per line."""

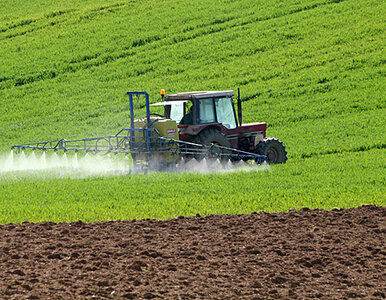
xmin=215 ymin=98 xmax=237 ymax=129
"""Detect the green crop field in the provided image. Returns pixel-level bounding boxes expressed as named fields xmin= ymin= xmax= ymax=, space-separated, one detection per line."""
xmin=0 ymin=0 xmax=385 ymax=224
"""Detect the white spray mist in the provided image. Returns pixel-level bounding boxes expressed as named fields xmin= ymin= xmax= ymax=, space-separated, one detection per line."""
xmin=0 ymin=150 xmax=270 ymax=178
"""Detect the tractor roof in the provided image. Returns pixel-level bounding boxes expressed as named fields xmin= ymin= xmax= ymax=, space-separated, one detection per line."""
xmin=165 ymin=90 xmax=233 ymax=101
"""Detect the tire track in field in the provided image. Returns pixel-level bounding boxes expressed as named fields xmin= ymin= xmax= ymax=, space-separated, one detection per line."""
xmin=147 ymin=0 xmax=349 ymax=56
xmin=0 ymin=10 xmax=73 ymax=34
xmin=277 ymin=105 xmax=385 ymax=160
xmin=0 ymin=2 xmax=129 ymax=38
xmin=0 ymin=0 xmax=348 ymax=90
xmin=299 ymin=143 xmax=386 ymax=160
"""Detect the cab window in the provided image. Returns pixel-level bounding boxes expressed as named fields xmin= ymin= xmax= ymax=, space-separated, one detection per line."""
xmin=215 ymin=98 xmax=237 ymax=129
xmin=198 ymin=98 xmax=215 ymax=123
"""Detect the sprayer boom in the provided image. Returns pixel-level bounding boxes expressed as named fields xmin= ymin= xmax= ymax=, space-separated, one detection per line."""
xmin=12 ymin=128 xmax=264 ymax=159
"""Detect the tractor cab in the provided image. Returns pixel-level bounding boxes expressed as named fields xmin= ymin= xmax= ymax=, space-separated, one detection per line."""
xmin=152 ymin=90 xmax=238 ymax=129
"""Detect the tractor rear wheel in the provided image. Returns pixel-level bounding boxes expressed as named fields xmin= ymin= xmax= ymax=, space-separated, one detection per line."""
xmin=255 ymin=138 xmax=287 ymax=164
xmin=195 ymin=128 xmax=231 ymax=148
xmin=194 ymin=128 xmax=231 ymax=160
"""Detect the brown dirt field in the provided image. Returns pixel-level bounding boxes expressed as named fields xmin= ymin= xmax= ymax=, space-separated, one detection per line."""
xmin=0 ymin=205 xmax=385 ymax=300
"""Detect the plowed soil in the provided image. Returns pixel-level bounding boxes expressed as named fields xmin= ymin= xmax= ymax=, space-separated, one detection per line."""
xmin=0 ymin=206 xmax=385 ymax=299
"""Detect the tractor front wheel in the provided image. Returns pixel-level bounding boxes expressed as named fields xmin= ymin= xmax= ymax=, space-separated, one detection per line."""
xmin=255 ymin=138 xmax=287 ymax=164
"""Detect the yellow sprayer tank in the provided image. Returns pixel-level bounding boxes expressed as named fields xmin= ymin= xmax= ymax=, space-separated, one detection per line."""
xmin=153 ymin=118 xmax=179 ymax=139
xmin=133 ymin=117 xmax=179 ymax=163
xmin=133 ymin=117 xmax=179 ymax=141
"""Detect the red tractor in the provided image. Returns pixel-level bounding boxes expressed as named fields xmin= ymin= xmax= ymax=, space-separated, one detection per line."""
xmin=153 ymin=89 xmax=287 ymax=164
xmin=11 ymin=90 xmax=286 ymax=171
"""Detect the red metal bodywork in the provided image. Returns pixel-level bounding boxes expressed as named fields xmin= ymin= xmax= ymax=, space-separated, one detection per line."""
xmin=178 ymin=122 xmax=266 ymax=151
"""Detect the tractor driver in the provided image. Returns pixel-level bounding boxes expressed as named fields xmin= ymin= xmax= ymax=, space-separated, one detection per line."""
xmin=179 ymin=102 xmax=194 ymax=125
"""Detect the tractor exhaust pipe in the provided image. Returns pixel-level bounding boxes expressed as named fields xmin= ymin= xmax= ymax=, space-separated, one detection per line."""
xmin=237 ymin=88 xmax=242 ymax=126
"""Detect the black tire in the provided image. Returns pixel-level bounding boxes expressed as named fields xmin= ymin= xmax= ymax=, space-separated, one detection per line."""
xmin=194 ymin=128 xmax=231 ymax=160
xmin=195 ymin=128 xmax=231 ymax=148
xmin=255 ymin=138 xmax=287 ymax=164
